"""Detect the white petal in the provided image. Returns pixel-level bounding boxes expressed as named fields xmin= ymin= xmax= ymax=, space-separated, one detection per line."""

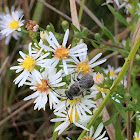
xmin=96 ymin=131 xmax=106 ymax=140
xmin=90 ymin=59 xmax=106 ymax=68
xmin=62 ymin=29 xmax=69 ymax=47
xmin=10 ymin=65 xmax=22 ymax=70
xmin=89 ymin=53 xmax=102 ymax=64
xmin=24 ymin=91 xmax=39 ymax=100
xmin=75 ymin=122 xmax=89 ymax=131
xmin=70 ymin=43 xmax=87 ymax=52
xmin=50 ymin=118 xmax=65 ymax=122
xmin=93 ymin=123 xmax=103 ymax=139
xmin=49 ymin=32 xmax=60 ymax=47
xmin=55 ymin=121 xmax=69 ymax=131
xmin=19 ymin=51 xmax=26 ymax=59
xmin=62 ymin=60 xmax=68 ymax=75
xmin=46 ymin=34 xmax=56 ymax=49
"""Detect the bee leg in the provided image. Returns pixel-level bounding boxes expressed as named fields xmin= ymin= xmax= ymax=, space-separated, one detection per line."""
xmin=76 ymin=71 xmax=83 ymax=81
xmin=71 ymin=73 xmax=77 ymax=82
xmin=80 ymin=90 xmax=84 ymax=97
xmin=72 ymin=76 xmax=76 ymax=82
xmin=77 ymin=76 xmax=80 ymax=81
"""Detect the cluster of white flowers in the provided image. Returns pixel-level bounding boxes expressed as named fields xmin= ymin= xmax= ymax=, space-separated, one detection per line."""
xmin=8 ymin=22 xmax=108 ymax=136
xmin=0 ymin=6 xmax=112 ymax=139
xmin=1 ymin=2 xmax=140 ymax=139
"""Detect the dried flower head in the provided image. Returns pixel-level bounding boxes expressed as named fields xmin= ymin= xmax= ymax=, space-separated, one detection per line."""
xmin=26 ymin=20 xmax=39 ymax=32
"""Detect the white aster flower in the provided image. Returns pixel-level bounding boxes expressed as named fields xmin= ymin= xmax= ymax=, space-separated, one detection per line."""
xmin=91 ymin=84 xmax=108 ymax=98
xmin=133 ymin=131 xmax=140 ymax=140
xmin=103 ymin=65 xmax=121 ymax=80
xmin=39 ymin=29 xmax=88 ymax=75
xmin=24 ymin=68 xmax=65 ymax=110
xmin=81 ymin=123 xmax=108 ymax=140
xmin=54 ymin=93 xmax=97 ymax=118
xmin=66 ymin=53 xmax=106 ymax=75
xmin=51 ymin=110 xmax=91 ymax=135
xmin=0 ymin=7 xmax=24 ymax=39
xmin=10 ymin=43 xmax=50 ymax=87
xmin=93 ymin=72 xmax=104 ymax=85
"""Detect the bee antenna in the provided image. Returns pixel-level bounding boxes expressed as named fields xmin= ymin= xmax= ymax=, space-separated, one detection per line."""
xmin=47 ymin=84 xmax=66 ymax=98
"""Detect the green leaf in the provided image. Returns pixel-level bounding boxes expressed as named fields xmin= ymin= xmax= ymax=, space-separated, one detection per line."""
xmin=106 ymin=47 xmax=129 ymax=56
xmin=125 ymin=38 xmax=131 ymax=51
xmin=115 ymin=115 xmax=124 ymax=140
xmin=91 ymin=41 xmax=100 ymax=48
xmin=71 ymin=23 xmax=80 ymax=32
xmin=107 ymin=5 xmax=129 ymax=27
xmin=32 ymin=0 xmax=45 ymax=23
xmin=103 ymin=27 xmax=117 ymax=45
xmin=113 ymin=101 xmax=126 ymax=123
xmin=104 ymin=112 xmax=119 ymax=126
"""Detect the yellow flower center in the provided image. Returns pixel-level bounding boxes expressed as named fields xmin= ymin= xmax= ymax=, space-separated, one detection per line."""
xmin=109 ymin=70 xmax=115 ymax=76
xmin=77 ymin=59 xmax=91 ymax=74
xmin=97 ymin=86 xmax=108 ymax=93
xmin=54 ymin=46 xmax=69 ymax=59
xmin=37 ymin=79 xmax=49 ymax=93
xmin=81 ymin=137 xmax=93 ymax=140
xmin=95 ymin=73 xmax=103 ymax=82
xmin=6 ymin=20 xmax=19 ymax=29
xmin=68 ymin=97 xmax=81 ymax=105
xmin=96 ymin=73 xmax=101 ymax=79
xmin=69 ymin=108 xmax=79 ymax=123
xmin=134 ymin=138 xmax=140 ymax=140
xmin=22 ymin=55 xmax=36 ymax=71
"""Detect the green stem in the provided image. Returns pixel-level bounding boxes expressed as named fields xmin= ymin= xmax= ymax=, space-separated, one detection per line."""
xmin=78 ymin=0 xmax=85 ymax=23
xmin=52 ymin=121 xmax=59 ymax=140
xmin=39 ymin=26 xmax=44 ymax=31
xmin=20 ymin=27 xmax=29 ymax=33
xmin=77 ymin=36 xmax=140 ymax=140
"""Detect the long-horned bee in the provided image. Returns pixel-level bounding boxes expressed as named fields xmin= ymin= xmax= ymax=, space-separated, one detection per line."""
xmin=65 ymin=74 xmax=94 ymax=100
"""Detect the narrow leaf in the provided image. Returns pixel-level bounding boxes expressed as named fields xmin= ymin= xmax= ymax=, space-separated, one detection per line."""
xmin=107 ymin=5 xmax=129 ymax=27
xmin=103 ymin=27 xmax=117 ymax=45
xmin=91 ymin=41 xmax=100 ymax=48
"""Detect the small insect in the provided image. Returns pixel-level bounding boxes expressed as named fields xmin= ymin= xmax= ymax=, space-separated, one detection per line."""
xmin=65 ymin=74 xmax=94 ymax=100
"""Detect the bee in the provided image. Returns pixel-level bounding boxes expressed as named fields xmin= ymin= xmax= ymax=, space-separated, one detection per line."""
xmin=65 ymin=74 xmax=94 ymax=100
